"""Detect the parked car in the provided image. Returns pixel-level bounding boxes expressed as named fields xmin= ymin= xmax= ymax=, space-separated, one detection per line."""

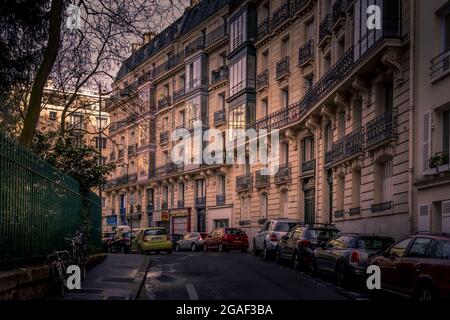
xmin=107 ymin=228 xmax=132 ymax=253
xmin=312 ymin=234 xmax=394 ymax=286
xmin=131 ymin=227 xmax=172 ymax=254
xmin=253 ymin=219 xmax=302 ymax=259
xmin=368 ymin=233 xmax=450 ymax=301
xmin=175 ymin=232 xmax=208 ymax=252
xmin=204 ymin=228 xmax=248 ymax=252
xmin=275 ymin=224 xmax=340 ymax=270
xmin=170 ymin=233 xmax=184 ymax=250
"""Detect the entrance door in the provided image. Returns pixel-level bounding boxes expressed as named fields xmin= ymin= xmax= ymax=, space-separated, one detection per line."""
xmin=197 ymin=209 xmax=206 ymax=232
xmin=304 ymin=189 xmax=315 ymax=224
xmin=173 ymin=217 xmax=188 ymax=235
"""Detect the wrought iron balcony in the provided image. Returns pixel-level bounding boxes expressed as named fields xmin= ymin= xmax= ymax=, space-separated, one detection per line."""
xmin=185 ymin=36 xmax=205 ymax=56
xmin=332 ymin=137 xmax=345 ymax=164
xmin=186 ymin=78 xmax=208 ymax=91
xmin=128 ymin=173 xmax=137 ymax=183
xmin=116 ymin=175 xmax=129 ymax=186
xmin=273 ymin=1 xmax=291 ymax=28
xmin=299 ymin=40 xmax=314 ymax=66
xmin=365 ymin=109 xmax=397 ymax=148
xmin=216 ymin=195 xmax=225 ymax=206
xmin=159 ymin=131 xmax=169 ymax=145
xmin=256 ymin=69 xmax=269 ymax=90
xmin=231 ymin=33 xmax=244 ymax=51
xmin=211 ymin=66 xmax=228 ymax=84
xmin=302 ymin=159 xmax=315 ymax=174
xmin=257 ymin=17 xmax=271 ymax=41
xmin=255 ymin=170 xmax=270 ymax=189
xmin=195 ymin=197 xmax=206 ymax=208
xmin=334 ymin=210 xmax=344 ymax=219
xmin=324 ymin=150 xmax=333 ymax=167
xmin=173 ymin=88 xmax=185 ymax=102
xmin=239 ymin=220 xmax=251 ymax=227
xmin=275 ymin=164 xmax=291 ymax=184
xmin=147 ymin=202 xmax=154 ymax=213
xmin=319 ymin=14 xmax=333 ymax=44
xmin=349 ymin=207 xmax=361 ymax=216
xmin=430 ymin=48 xmax=450 ymax=80
xmin=332 ymin=0 xmax=351 ymax=26
xmin=161 ymin=202 xmax=168 ymax=210
xmin=332 ymin=127 xmax=365 ymax=165
xmin=158 ymin=96 xmax=171 ymax=110
xmin=214 ymin=109 xmax=227 ymax=126
xmin=154 ymin=162 xmax=184 ymax=178
xmin=276 ymin=56 xmax=290 ymax=79
xmin=236 ymin=173 xmax=253 ymax=192
xmin=128 ymin=144 xmax=136 ymax=156
xmin=152 ymin=51 xmax=185 ymax=78
xmin=371 ymin=201 xmax=393 ymax=213
xmin=177 ymin=200 xmax=185 ymax=208
xmin=206 ymin=24 xmax=227 ymax=46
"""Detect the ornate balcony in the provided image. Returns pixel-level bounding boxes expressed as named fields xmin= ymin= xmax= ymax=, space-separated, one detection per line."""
xmin=206 ymin=24 xmax=227 ymax=46
xmin=299 ymin=40 xmax=314 ymax=66
xmin=371 ymin=201 xmax=393 ymax=213
xmin=255 ymin=170 xmax=270 ymax=189
xmin=236 ymin=173 xmax=253 ymax=192
xmin=365 ymin=109 xmax=397 ymax=149
xmin=349 ymin=207 xmax=361 ymax=216
xmin=332 ymin=0 xmax=351 ymax=27
xmin=186 ymin=78 xmax=208 ymax=91
xmin=431 ymin=49 xmax=450 ymax=81
xmin=257 ymin=17 xmax=271 ymax=41
xmin=332 ymin=137 xmax=345 ymax=164
xmin=319 ymin=14 xmax=333 ymax=45
xmin=158 ymin=96 xmax=171 ymax=110
xmin=334 ymin=210 xmax=344 ymax=219
xmin=332 ymin=127 xmax=365 ymax=165
xmin=256 ymin=69 xmax=269 ymax=90
xmin=273 ymin=1 xmax=291 ymax=29
xmin=276 ymin=56 xmax=290 ymax=79
xmin=185 ymin=36 xmax=205 ymax=56
xmin=214 ymin=109 xmax=227 ymax=126
xmin=159 ymin=131 xmax=169 ymax=145
xmin=195 ymin=197 xmax=206 ymax=208
xmin=302 ymin=159 xmax=315 ymax=175
xmin=211 ymin=66 xmax=228 ymax=85
xmin=231 ymin=33 xmax=244 ymax=51
xmin=324 ymin=150 xmax=333 ymax=167
xmin=216 ymin=195 xmax=225 ymax=206
xmin=275 ymin=164 xmax=291 ymax=184
xmin=154 ymin=162 xmax=184 ymax=178
xmin=173 ymin=88 xmax=185 ymax=103
xmin=128 ymin=173 xmax=137 ymax=183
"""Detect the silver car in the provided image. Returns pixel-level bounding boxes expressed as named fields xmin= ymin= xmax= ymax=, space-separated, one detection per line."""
xmin=253 ymin=219 xmax=301 ymax=259
xmin=175 ymin=232 xmax=208 ymax=252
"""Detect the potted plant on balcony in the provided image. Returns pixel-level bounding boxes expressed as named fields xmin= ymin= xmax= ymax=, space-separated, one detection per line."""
xmin=430 ymin=152 xmax=449 ymax=174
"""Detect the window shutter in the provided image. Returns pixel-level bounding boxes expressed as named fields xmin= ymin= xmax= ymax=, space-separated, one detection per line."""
xmin=442 ymin=200 xmax=450 ymax=233
xmin=417 ymin=204 xmax=431 ymax=232
xmin=422 ymin=112 xmax=432 ymax=174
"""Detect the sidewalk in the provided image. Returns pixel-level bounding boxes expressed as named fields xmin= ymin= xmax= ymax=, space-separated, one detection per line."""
xmin=62 ymin=253 xmax=150 ymax=300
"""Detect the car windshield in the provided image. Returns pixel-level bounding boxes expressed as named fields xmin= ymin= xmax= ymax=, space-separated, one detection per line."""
xmin=144 ymin=229 xmax=167 ymax=236
xmin=274 ymin=222 xmax=298 ymax=232
xmin=358 ymin=237 xmax=393 ymax=250
xmin=226 ymin=229 xmax=245 ymax=235
xmin=307 ymin=229 xmax=339 ymax=240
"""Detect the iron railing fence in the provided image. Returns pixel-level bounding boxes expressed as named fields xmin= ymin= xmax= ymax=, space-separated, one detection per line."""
xmin=0 ymin=131 xmax=101 ymax=269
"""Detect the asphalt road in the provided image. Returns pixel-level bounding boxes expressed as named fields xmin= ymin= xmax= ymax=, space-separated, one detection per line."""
xmin=138 ymin=250 xmax=368 ymax=300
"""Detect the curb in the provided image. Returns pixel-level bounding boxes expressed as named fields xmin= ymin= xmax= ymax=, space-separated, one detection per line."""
xmin=134 ymin=255 xmax=151 ymax=300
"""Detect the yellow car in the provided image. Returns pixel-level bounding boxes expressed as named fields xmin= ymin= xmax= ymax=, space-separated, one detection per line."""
xmin=131 ymin=227 xmax=172 ymax=254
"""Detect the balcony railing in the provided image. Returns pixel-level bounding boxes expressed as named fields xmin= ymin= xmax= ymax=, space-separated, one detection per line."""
xmin=273 ymin=1 xmax=291 ymax=28
xmin=236 ymin=173 xmax=253 ymax=192
xmin=275 ymin=164 xmax=291 ymax=184
xmin=173 ymin=88 xmax=185 ymax=102
xmin=231 ymin=33 xmax=244 ymax=51
xmin=186 ymin=78 xmax=208 ymax=91
xmin=152 ymin=51 xmax=185 ymax=79
xmin=154 ymin=162 xmax=184 ymax=178
xmin=332 ymin=127 xmax=365 ymax=165
xmin=147 ymin=203 xmax=154 ymax=213
xmin=128 ymin=144 xmax=136 ymax=156
xmin=334 ymin=210 xmax=344 ymax=219
xmin=319 ymin=14 xmax=333 ymax=44
xmin=195 ymin=197 xmax=206 ymax=208
xmin=430 ymin=48 xmax=450 ymax=80
xmin=276 ymin=56 xmax=290 ymax=79
xmin=159 ymin=131 xmax=169 ymax=145
xmin=158 ymin=96 xmax=171 ymax=110
xmin=302 ymin=159 xmax=315 ymax=174
xmin=371 ymin=201 xmax=393 ymax=213
xmin=216 ymin=195 xmax=225 ymax=206
xmin=332 ymin=0 xmax=351 ymax=26
xmin=214 ymin=109 xmax=227 ymax=126
xmin=256 ymin=69 xmax=269 ymax=90
xmin=332 ymin=137 xmax=345 ymax=164
xmin=257 ymin=17 xmax=272 ymax=41
xmin=349 ymin=207 xmax=361 ymax=216
xmin=255 ymin=170 xmax=270 ymax=188
xmin=185 ymin=36 xmax=205 ymax=56
xmin=177 ymin=200 xmax=185 ymax=208
xmin=324 ymin=150 xmax=333 ymax=167
xmin=128 ymin=173 xmax=137 ymax=183
xmin=211 ymin=66 xmax=228 ymax=84
xmin=366 ymin=109 xmax=397 ymax=148
xmin=299 ymin=40 xmax=314 ymax=66
xmin=206 ymin=24 xmax=228 ymax=46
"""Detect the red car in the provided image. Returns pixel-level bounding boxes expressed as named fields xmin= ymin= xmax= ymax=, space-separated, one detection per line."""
xmin=369 ymin=233 xmax=450 ymax=301
xmin=203 ymin=227 xmax=248 ymax=252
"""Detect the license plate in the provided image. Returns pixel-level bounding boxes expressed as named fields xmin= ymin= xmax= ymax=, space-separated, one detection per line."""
xmin=234 ymin=240 xmax=241 ymax=243
xmin=151 ymin=236 xmax=163 ymax=240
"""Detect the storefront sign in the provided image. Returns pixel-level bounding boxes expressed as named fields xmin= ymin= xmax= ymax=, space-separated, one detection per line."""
xmin=169 ymin=208 xmax=191 ymax=217
xmin=161 ymin=211 xmax=169 ymax=221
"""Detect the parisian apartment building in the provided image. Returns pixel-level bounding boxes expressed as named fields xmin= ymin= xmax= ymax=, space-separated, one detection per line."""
xmin=102 ymin=0 xmax=450 ymax=241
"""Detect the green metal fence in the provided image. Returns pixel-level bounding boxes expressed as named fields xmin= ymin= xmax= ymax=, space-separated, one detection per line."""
xmin=0 ymin=131 xmax=101 ymax=269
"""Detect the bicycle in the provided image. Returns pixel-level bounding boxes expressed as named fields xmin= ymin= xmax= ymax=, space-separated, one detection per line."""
xmin=46 ymin=250 xmax=70 ymax=298
xmin=65 ymin=230 xmax=88 ymax=280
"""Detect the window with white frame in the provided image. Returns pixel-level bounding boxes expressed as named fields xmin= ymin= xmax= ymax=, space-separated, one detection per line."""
xmin=260 ymin=193 xmax=268 ymax=219
xmin=230 ymin=56 xmax=247 ymax=96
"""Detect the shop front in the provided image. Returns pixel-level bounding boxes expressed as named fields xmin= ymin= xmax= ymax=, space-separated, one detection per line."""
xmin=153 ymin=210 xmax=170 ymax=231
xmin=169 ymin=208 xmax=192 ymax=236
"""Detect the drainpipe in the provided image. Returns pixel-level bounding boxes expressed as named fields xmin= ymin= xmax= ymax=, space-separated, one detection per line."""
xmin=407 ymin=0 xmax=416 ymax=235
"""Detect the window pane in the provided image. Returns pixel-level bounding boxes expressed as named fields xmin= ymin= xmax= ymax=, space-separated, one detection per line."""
xmin=408 ymin=238 xmax=432 ymax=257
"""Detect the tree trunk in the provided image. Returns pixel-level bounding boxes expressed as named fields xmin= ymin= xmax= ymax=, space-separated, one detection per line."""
xmin=18 ymin=0 xmax=64 ymax=148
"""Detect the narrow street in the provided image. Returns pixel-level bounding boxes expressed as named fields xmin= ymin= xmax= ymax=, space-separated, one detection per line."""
xmin=138 ymin=251 xmax=367 ymax=300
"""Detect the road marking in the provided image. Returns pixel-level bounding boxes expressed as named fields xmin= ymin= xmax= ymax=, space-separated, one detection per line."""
xmin=186 ymin=283 xmax=199 ymax=300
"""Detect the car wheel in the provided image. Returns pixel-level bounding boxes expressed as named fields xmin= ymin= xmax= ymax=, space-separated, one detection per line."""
xmin=263 ymin=244 xmax=271 ymax=260
xmin=335 ymin=264 xmax=347 ymax=287
xmin=415 ymin=283 xmax=437 ymax=301
xmin=176 ymin=244 xmax=181 ymax=252
xmin=191 ymin=243 xmax=197 ymax=252
xmin=167 ymin=250 xmax=172 ymax=254
xmin=253 ymin=241 xmax=260 ymax=256
xmin=292 ymin=252 xmax=301 ymax=270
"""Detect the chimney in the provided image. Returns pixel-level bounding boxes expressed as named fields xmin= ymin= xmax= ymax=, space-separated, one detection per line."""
xmin=132 ymin=43 xmax=141 ymax=53
xmin=143 ymin=31 xmax=157 ymax=44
